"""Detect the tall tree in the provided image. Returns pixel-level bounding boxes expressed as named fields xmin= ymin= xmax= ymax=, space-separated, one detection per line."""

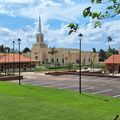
xmin=91 ymin=48 xmax=97 ymax=71
xmin=0 ymin=44 xmax=5 ymax=53
xmin=22 ymin=47 xmax=31 ymax=53
xmin=107 ymin=36 xmax=112 ymax=49
xmin=99 ymin=49 xmax=107 ymax=61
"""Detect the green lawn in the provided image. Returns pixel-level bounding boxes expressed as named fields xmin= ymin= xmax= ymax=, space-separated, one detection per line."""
xmin=0 ymin=82 xmax=119 ymax=120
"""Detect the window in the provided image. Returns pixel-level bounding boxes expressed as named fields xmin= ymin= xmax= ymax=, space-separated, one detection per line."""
xmin=62 ymin=59 xmax=64 ymax=64
xmin=35 ymin=52 xmax=38 ymax=54
xmin=88 ymin=58 xmax=91 ymax=63
xmin=35 ymin=56 xmax=38 ymax=60
xmin=51 ymin=58 xmax=54 ymax=63
xmin=82 ymin=58 xmax=86 ymax=65
xmin=46 ymin=59 xmax=48 ymax=63
xmin=1 ymin=65 xmax=4 ymax=71
xmin=83 ymin=58 xmax=86 ymax=63
xmin=76 ymin=59 xmax=79 ymax=63
xmin=56 ymin=59 xmax=59 ymax=63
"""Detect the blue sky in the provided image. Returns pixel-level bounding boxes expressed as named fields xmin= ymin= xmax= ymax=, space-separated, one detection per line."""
xmin=0 ymin=0 xmax=120 ymax=51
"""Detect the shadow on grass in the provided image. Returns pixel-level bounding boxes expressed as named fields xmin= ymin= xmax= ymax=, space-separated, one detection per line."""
xmin=81 ymin=93 xmax=110 ymax=102
xmin=20 ymin=84 xmax=34 ymax=89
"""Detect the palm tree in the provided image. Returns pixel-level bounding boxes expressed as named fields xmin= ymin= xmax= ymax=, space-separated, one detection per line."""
xmin=107 ymin=36 xmax=112 ymax=50
xmin=48 ymin=47 xmax=57 ymax=72
xmin=107 ymin=36 xmax=114 ymax=75
xmin=91 ymin=48 xmax=97 ymax=72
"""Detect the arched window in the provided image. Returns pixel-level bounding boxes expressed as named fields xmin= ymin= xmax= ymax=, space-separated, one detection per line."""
xmin=62 ymin=59 xmax=64 ymax=64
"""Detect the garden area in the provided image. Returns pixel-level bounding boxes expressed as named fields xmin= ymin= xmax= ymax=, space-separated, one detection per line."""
xmin=33 ymin=63 xmax=105 ymax=72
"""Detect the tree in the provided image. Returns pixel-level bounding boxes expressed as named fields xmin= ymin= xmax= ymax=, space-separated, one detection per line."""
xmin=107 ymin=36 xmax=112 ymax=49
xmin=0 ymin=44 xmax=5 ymax=53
xmin=68 ymin=0 xmax=120 ymax=34
xmin=91 ymin=48 xmax=97 ymax=71
xmin=106 ymin=48 xmax=119 ymax=58
xmin=92 ymin=48 xmax=96 ymax=53
xmin=48 ymin=47 xmax=57 ymax=71
xmin=22 ymin=47 xmax=31 ymax=53
xmin=99 ymin=49 xmax=107 ymax=61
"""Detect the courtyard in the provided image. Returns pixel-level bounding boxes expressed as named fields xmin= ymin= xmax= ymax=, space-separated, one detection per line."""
xmin=11 ymin=72 xmax=120 ymax=98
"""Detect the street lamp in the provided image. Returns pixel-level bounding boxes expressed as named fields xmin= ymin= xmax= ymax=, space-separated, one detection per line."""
xmin=18 ymin=38 xmax=21 ymax=85
xmin=4 ymin=48 xmax=7 ymax=76
xmin=30 ymin=50 xmax=32 ymax=72
xmin=13 ymin=41 xmax=15 ymax=75
xmin=78 ymin=33 xmax=83 ymax=94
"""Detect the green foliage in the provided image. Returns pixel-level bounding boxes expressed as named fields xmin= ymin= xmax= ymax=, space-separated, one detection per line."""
xmin=94 ymin=21 xmax=101 ymax=28
xmin=68 ymin=0 xmax=120 ymax=33
xmin=99 ymin=48 xmax=119 ymax=61
xmin=48 ymin=47 xmax=57 ymax=55
xmin=83 ymin=7 xmax=91 ymax=17
xmin=22 ymin=47 xmax=31 ymax=53
xmin=106 ymin=48 xmax=119 ymax=58
xmin=0 ymin=82 xmax=120 ymax=120
xmin=93 ymin=63 xmax=105 ymax=69
xmin=86 ymin=0 xmax=120 ymax=27
xmin=68 ymin=23 xmax=79 ymax=35
xmin=33 ymin=65 xmax=48 ymax=71
xmin=91 ymin=0 xmax=95 ymax=3
xmin=66 ymin=63 xmax=73 ymax=70
xmin=92 ymin=48 xmax=96 ymax=53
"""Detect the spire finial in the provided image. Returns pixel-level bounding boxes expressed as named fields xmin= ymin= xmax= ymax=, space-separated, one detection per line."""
xmin=39 ymin=15 xmax=41 ymax=33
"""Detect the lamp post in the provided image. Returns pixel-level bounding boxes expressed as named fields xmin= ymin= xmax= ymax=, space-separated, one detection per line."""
xmin=30 ymin=50 xmax=32 ymax=72
xmin=54 ymin=50 xmax=57 ymax=72
xmin=78 ymin=33 xmax=83 ymax=94
xmin=18 ymin=38 xmax=21 ymax=85
xmin=4 ymin=48 xmax=7 ymax=76
xmin=13 ymin=41 xmax=15 ymax=75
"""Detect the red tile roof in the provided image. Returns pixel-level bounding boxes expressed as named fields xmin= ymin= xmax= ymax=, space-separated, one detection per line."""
xmin=104 ymin=54 xmax=120 ymax=64
xmin=0 ymin=53 xmax=35 ymax=63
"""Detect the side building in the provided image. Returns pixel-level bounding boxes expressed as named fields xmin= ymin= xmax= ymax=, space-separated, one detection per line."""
xmin=0 ymin=53 xmax=36 ymax=73
xmin=104 ymin=54 xmax=120 ymax=74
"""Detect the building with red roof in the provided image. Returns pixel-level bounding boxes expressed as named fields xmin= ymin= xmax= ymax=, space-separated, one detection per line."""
xmin=0 ymin=53 xmax=36 ymax=73
xmin=104 ymin=54 xmax=120 ymax=74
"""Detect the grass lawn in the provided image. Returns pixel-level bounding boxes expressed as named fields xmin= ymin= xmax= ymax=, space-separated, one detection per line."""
xmin=0 ymin=82 xmax=119 ymax=120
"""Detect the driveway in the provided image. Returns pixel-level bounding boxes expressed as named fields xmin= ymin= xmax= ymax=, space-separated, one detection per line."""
xmin=11 ymin=72 xmax=120 ymax=98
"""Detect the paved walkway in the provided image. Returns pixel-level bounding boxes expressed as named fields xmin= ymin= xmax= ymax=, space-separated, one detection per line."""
xmin=11 ymin=72 xmax=120 ymax=98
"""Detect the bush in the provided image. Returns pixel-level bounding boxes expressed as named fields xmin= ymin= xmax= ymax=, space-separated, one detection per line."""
xmin=66 ymin=63 xmax=73 ymax=70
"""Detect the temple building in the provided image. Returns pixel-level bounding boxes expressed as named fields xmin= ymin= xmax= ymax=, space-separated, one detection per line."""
xmin=31 ymin=17 xmax=99 ymax=65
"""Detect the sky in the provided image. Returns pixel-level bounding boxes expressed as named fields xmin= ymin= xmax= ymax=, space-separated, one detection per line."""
xmin=0 ymin=0 xmax=120 ymax=51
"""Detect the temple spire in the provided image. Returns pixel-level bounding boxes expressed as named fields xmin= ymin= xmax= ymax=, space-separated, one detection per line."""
xmin=38 ymin=16 xmax=41 ymax=33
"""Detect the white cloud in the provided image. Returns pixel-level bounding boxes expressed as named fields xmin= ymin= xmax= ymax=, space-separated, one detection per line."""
xmin=0 ymin=0 xmax=120 ymax=51
xmin=0 ymin=19 xmax=120 ymax=51
xmin=0 ymin=0 xmax=35 ymax=4
xmin=0 ymin=0 xmax=89 ymax=23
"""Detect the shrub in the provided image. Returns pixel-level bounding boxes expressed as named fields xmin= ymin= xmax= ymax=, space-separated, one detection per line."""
xmin=66 ymin=63 xmax=73 ymax=70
